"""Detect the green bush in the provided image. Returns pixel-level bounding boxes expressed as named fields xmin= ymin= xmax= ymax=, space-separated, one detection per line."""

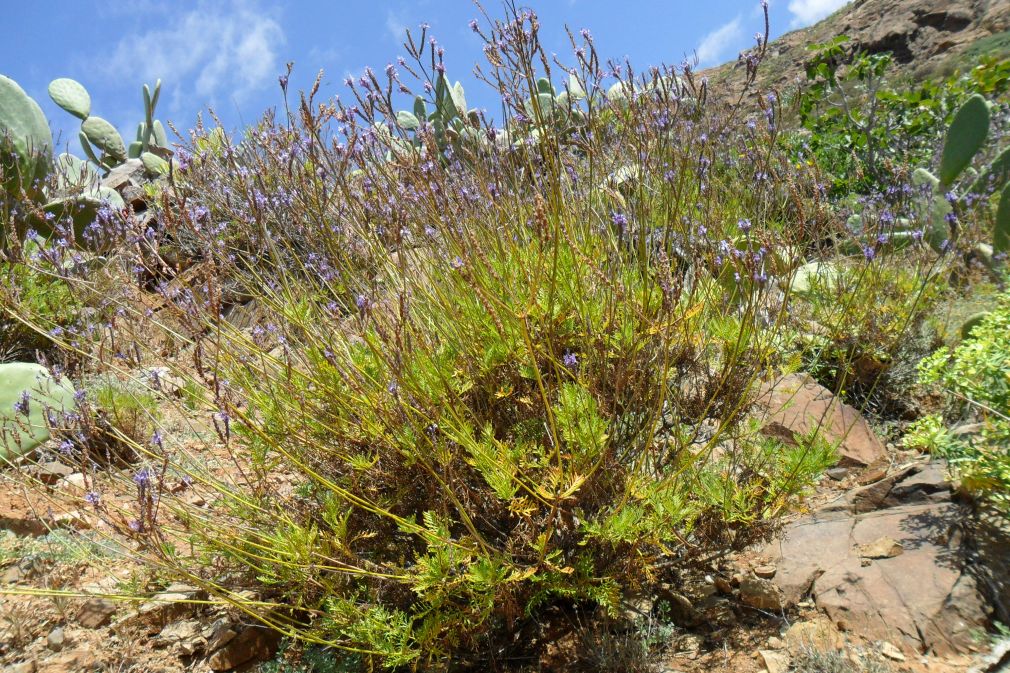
xmin=18 ymin=7 xmax=841 ymax=668
xmin=0 ymin=245 xmax=79 ymax=361
xmin=906 ymin=289 xmax=1010 ymax=511
xmin=787 ymin=38 xmax=1010 ymax=196
xmin=786 ymin=257 xmax=944 ymax=415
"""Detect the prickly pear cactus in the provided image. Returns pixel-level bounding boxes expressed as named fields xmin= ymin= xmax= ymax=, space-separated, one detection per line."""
xmin=81 ymin=116 xmax=126 ymax=161
xmin=0 ymin=363 xmax=76 ymax=462
xmin=996 ymin=182 xmax=1010 ymax=257
xmin=0 ymin=74 xmax=53 ymax=194
xmin=938 ymin=94 xmax=990 ymax=187
xmin=971 ymin=146 xmax=1010 ymax=197
xmin=47 ymin=78 xmax=91 ymax=120
xmin=140 ymin=151 xmax=169 ymax=177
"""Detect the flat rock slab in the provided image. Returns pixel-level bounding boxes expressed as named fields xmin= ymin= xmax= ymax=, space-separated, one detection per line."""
xmin=754 ymin=373 xmax=886 ymax=467
xmin=765 ymin=461 xmax=995 ymax=657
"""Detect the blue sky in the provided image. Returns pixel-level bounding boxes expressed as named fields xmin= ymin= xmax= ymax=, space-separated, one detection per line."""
xmin=3 ymin=0 xmax=850 ymax=153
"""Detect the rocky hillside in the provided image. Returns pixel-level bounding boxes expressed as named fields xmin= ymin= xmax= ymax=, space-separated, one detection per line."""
xmin=710 ymin=0 xmax=1010 ymax=90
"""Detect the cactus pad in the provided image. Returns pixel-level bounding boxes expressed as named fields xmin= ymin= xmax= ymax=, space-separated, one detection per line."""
xmin=938 ymin=94 xmax=990 ymax=187
xmin=0 ymin=74 xmax=53 ymax=191
xmin=82 ymin=116 xmax=126 ymax=160
xmin=0 ymin=363 xmax=76 ymax=462
xmin=995 ymin=182 xmax=1010 ymax=256
xmin=48 ymin=78 xmax=91 ymax=120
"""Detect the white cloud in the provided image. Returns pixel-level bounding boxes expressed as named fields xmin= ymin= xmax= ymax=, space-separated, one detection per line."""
xmin=386 ymin=10 xmax=407 ymax=45
xmin=696 ymin=17 xmax=743 ymax=67
xmin=788 ymin=0 xmax=852 ymax=27
xmin=103 ymin=0 xmax=285 ymax=112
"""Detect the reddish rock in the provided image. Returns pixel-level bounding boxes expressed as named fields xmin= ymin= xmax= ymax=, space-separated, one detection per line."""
xmin=765 ymin=461 xmax=995 ymax=657
xmin=76 ymin=598 xmax=117 ymax=629
xmin=739 ymin=576 xmax=784 ymax=611
xmin=754 ymin=374 xmax=886 ymax=467
xmin=207 ymin=625 xmax=280 ymax=671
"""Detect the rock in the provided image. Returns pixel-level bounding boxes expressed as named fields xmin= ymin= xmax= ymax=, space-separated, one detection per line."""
xmin=856 ymin=461 xmax=889 ymax=485
xmin=708 ymin=0 xmax=1010 ymax=95
xmin=754 ymin=374 xmax=886 ymax=467
xmin=714 ymin=576 xmax=733 ymax=594
xmin=57 ymin=473 xmax=87 ymax=495
xmin=155 ymin=619 xmax=203 ymax=651
xmin=33 ymin=461 xmax=73 ymax=485
xmin=36 ymin=649 xmax=97 ymax=672
xmin=76 ymin=598 xmax=117 ymax=629
xmin=222 ymin=300 xmax=266 ymax=332
xmin=783 ymin=616 xmax=843 ymax=655
xmin=2 ymin=557 xmax=44 ymax=584
xmin=120 ymin=184 xmax=147 ymax=209
xmin=739 ymin=576 xmax=784 ymax=611
xmin=655 ymin=589 xmax=701 ymax=627
xmin=1 ymin=564 xmax=23 ymax=584
xmin=46 ymin=626 xmax=66 ymax=651
xmin=765 ymin=460 xmax=994 ymax=656
xmin=114 ymin=584 xmax=206 ymax=635
xmin=203 ymin=618 xmax=238 ymax=653
xmin=766 ymin=636 xmax=785 ymax=649
xmin=2 ymin=662 xmax=36 ymax=673
xmin=142 ymin=367 xmax=186 ymax=397
xmin=826 ymin=467 xmax=849 ymax=481
xmin=753 ymin=564 xmax=777 ymax=579
xmin=101 ymin=159 xmax=144 ymax=191
xmin=880 ymin=641 xmax=906 ymax=661
xmin=758 ymin=649 xmax=790 ymax=673
xmin=859 ymin=536 xmax=903 ymax=559
xmin=207 ymin=625 xmax=280 ymax=671
xmin=51 ymin=509 xmax=90 ymax=530
xmin=673 ymin=633 xmax=705 ymax=655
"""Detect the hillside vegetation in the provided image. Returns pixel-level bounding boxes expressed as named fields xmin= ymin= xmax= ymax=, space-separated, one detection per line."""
xmin=0 ymin=2 xmax=1009 ymax=672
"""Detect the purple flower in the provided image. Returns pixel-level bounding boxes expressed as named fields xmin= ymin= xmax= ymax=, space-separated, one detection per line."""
xmin=84 ymin=491 xmax=100 ymax=506
xmin=563 ymin=352 xmax=578 ymax=368
xmin=451 ymin=256 xmax=464 ymax=270
xmin=611 ymin=212 xmax=628 ymax=228
xmin=133 ymin=468 xmax=152 ymax=488
xmin=12 ymin=391 xmax=30 ymax=417
xmin=863 ymin=245 xmax=876 ymax=261
xmin=355 ymin=294 xmax=370 ymax=311
xmin=737 ymin=218 xmax=752 ymax=233
xmin=469 ymin=19 xmax=479 ymax=32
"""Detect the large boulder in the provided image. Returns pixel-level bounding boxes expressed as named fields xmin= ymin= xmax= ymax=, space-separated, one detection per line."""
xmin=765 ymin=461 xmax=1003 ymax=657
xmin=754 ymin=373 xmax=886 ymax=468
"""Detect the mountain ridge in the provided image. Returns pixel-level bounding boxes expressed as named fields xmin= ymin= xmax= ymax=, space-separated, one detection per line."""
xmin=707 ymin=0 xmax=1010 ymax=91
